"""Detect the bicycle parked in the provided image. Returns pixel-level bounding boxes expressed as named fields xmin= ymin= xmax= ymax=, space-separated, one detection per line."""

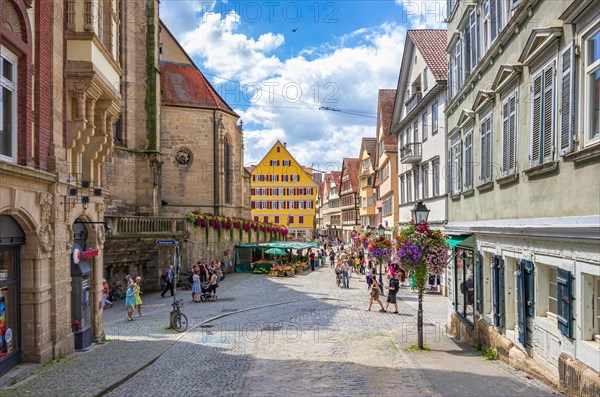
xmin=109 ymin=282 xmax=123 ymax=301
xmin=170 ymin=299 xmax=188 ymax=332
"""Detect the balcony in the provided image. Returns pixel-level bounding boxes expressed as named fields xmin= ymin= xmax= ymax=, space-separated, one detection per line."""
xmin=400 ymin=143 xmax=422 ymax=164
xmin=105 ymin=216 xmax=189 ymax=236
xmin=405 ymin=91 xmax=423 ymax=114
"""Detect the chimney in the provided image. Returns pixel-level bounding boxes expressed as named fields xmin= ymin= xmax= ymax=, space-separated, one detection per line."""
xmin=283 ymin=142 xmax=287 ymax=147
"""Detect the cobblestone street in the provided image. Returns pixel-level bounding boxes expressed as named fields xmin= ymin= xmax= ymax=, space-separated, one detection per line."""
xmin=1 ymin=263 xmax=562 ymax=397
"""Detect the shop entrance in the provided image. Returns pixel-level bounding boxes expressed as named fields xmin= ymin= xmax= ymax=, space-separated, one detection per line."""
xmin=0 ymin=215 xmax=24 ymax=375
xmin=71 ymin=220 xmax=92 ymax=351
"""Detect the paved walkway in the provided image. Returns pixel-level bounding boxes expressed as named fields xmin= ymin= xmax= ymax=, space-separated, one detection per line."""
xmin=0 ymin=263 xmax=562 ymax=397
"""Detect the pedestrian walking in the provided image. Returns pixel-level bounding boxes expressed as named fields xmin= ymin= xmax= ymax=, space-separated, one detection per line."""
xmin=125 ymin=283 xmax=136 ymax=321
xmin=365 ymin=264 xmax=373 ymax=290
xmin=366 ymin=271 xmax=385 ymax=311
xmin=309 ymin=249 xmax=316 ymax=271
xmin=341 ymin=260 xmax=350 ymax=288
xmin=329 ymin=249 xmax=335 ymax=268
xmin=384 ymin=274 xmax=399 ymax=314
xmin=191 ymin=269 xmax=201 ymax=302
xmin=125 ymin=274 xmax=134 ymax=289
xmin=102 ymin=279 xmax=113 ymax=308
xmin=134 ymin=276 xmax=143 ymax=316
xmin=160 ymin=265 xmax=175 ymax=298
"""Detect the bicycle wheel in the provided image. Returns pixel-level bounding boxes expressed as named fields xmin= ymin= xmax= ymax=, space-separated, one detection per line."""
xmin=171 ymin=312 xmax=188 ymax=332
xmin=112 ymin=290 xmax=122 ymax=301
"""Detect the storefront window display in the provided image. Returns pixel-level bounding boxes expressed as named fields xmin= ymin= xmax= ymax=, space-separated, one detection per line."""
xmin=455 ymin=248 xmax=475 ymax=323
xmin=0 ymin=215 xmax=24 ymax=375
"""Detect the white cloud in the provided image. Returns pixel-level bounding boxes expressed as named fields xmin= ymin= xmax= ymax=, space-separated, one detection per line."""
xmin=165 ymin=4 xmax=412 ymax=168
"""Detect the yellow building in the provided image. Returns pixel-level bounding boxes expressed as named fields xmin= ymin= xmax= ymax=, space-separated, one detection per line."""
xmin=249 ymin=141 xmax=317 ymax=240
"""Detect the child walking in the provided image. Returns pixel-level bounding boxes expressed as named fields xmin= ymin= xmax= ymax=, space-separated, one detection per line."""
xmin=125 ymin=283 xmax=136 ymax=321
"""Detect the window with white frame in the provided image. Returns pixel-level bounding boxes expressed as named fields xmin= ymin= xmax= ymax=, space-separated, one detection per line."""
xmin=407 ymin=171 xmax=413 ymax=202
xmin=578 ymin=273 xmax=600 ymax=343
xmin=421 ymin=163 xmax=429 ymax=199
xmin=464 ymin=131 xmax=473 ymax=189
xmin=270 ymin=160 xmax=279 ymax=166
xmin=279 ymin=200 xmax=284 ymax=209
xmin=278 ymin=188 xmax=284 ymax=195
xmin=292 ymin=174 xmax=299 ymax=182
xmin=271 ymin=201 xmax=278 ymax=209
xmin=288 ymin=188 xmax=294 ymax=195
xmin=0 ymin=49 xmax=17 ymax=161
xmin=262 ymin=201 xmax=267 ymax=209
xmin=451 ymin=140 xmax=463 ymax=193
xmin=537 ymin=264 xmax=558 ymax=322
xmin=423 ymin=67 xmax=428 ymax=91
xmin=262 ymin=188 xmax=268 ymax=195
xmin=422 ymin=112 xmax=428 ymax=141
xmin=271 ymin=188 xmax=277 ymax=195
xmin=299 ymin=201 xmax=304 ymax=209
xmin=586 ymin=29 xmax=600 ymax=143
xmin=454 ymin=40 xmax=463 ymax=91
xmin=432 ymin=102 xmax=439 ymax=134
xmin=433 ymin=159 xmax=440 ymax=196
xmin=406 ymin=126 xmax=411 ymax=146
xmin=400 ymin=175 xmax=406 ymax=204
xmin=289 ymin=201 xmax=295 ymax=209
xmin=414 ymin=120 xmax=419 ymax=143
xmin=501 ymin=90 xmax=518 ymax=175
xmin=480 ymin=113 xmax=493 ymax=182
xmin=530 ymin=60 xmax=556 ymax=166
xmin=283 ymin=160 xmax=290 ymax=166
xmin=413 ymin=167 xmax=420 ymax=201
xmin=468 ymin=8 xmax=479 ymax=72
xmin=255 ymin=201 xmax=261 ymax=209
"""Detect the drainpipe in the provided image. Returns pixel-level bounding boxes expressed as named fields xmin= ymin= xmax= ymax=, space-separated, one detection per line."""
xmin=213 ymin=110 xmax=220 ymax=216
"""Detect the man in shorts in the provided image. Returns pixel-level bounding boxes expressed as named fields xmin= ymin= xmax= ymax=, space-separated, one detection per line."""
xmin=384 ymin=273 xmax=399 ymax=313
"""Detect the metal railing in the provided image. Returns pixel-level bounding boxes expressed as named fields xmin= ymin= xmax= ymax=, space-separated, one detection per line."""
xmin=400 ymin=142 xmax=422 ymax=162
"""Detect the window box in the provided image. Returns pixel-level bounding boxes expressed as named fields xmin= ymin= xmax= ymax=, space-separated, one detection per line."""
xmin=523 ymin=161 xmax=558 ymax=177
xmin=450 ymin=192 xmax=461 ymax=201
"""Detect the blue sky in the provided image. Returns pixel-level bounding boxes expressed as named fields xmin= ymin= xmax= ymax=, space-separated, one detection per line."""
xmin=160 ymin=0 xmax=446 ymax=171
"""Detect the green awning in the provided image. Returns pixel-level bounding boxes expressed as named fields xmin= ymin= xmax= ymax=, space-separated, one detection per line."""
xmin=235 ymin=241 xmax=319 ymax=250
xmin=446 ymin=234 xmax=471 ymax=248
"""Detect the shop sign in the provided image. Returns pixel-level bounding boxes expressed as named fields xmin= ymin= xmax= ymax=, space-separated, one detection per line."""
xmin=72 ymin=247 xmax=100 ymax=264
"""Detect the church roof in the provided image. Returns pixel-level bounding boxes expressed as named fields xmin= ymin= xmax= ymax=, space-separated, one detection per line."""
xmin=160 ymin=61 xmax=237 ymax=115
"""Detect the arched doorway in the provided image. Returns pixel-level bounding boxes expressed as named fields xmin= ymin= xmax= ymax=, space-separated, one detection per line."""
xmin=71 ymin=219 xmax=92 ymax=350
xmin=0 ymin=215 xmax=25 ymax=374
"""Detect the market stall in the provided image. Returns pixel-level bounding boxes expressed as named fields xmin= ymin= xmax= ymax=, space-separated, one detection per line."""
xmin=234 ymin=241 xmax=320 ymax=275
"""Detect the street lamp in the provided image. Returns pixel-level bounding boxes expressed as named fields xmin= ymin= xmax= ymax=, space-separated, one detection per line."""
xmin=411 ymin=201 xmax=430 ymax=224
xmin=410 ymin=201 xmax=430 ymax=349
xmin=376 ymin=224 xmax=385 ymax=295
xmin=366 ymin=225 xmax=373 ymax=234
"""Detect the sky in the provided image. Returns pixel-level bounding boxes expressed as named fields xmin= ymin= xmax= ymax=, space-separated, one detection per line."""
xmin=160 ymin=0 xmax=446 ymax=172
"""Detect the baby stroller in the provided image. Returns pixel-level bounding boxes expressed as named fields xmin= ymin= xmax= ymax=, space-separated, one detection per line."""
xmin=193 ymin=282 xmax=213 ymax=302
xmin=335 ymin=267 xmax=343 ymax=288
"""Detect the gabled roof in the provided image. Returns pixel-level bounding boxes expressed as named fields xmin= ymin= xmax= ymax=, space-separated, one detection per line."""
xmin=407 ymin=30 xmax=448 ymax=81
xmin=377 ymin=89 xmax=397 ymax=152
xmin=341 ymin=158 xmax=360 ymax=193
xmin=161 ymin=61 xmax=238 ymax=116
xmin=329 ymin=171 xmax=342 ymax=191
xmin=245 ymin=165 xmax=257 ymax=174
xmin=361 ymin=137 xmax=377 ymax=160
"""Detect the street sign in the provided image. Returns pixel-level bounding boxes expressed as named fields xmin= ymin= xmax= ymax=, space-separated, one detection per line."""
xmin=156 ymin=239 xmax=176 ymax=246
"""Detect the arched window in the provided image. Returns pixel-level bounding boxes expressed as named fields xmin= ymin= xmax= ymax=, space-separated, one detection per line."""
xmin=224 ymin=136 xmax=232 ymax=204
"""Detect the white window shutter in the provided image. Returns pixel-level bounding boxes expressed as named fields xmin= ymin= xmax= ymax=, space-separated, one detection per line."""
xmin=560 ymin=45 xmax=575 ymax=155
xmin=531 ymin=72 xmax=543 ymax=165
xmin=457 ymin=141 xmax=463 ymax=190
xmin=509 ymin=93 xmax=517 ymax=172
xmin=542 ymin=63 xmax=555 ymax=162
xmin=502 ymin=99 xmax=510 ymax=173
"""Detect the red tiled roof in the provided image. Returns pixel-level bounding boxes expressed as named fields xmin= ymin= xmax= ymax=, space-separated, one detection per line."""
xmin=161 ymin=61 xmax=237 ymax=115
xmin=342 ymin=158 xmax=360 ymax=193
xmin=318 ymin=181 xmax=325 ymax=201
xmin=377 ymin=89 xmax=397 ymax=152
xmin=407 ymin=30 xmax=448 ymax=81
xmin=329 ymin=171 xmax=342 ymax=191
xmin=245 ymin=165 xmax=257 ymax=173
